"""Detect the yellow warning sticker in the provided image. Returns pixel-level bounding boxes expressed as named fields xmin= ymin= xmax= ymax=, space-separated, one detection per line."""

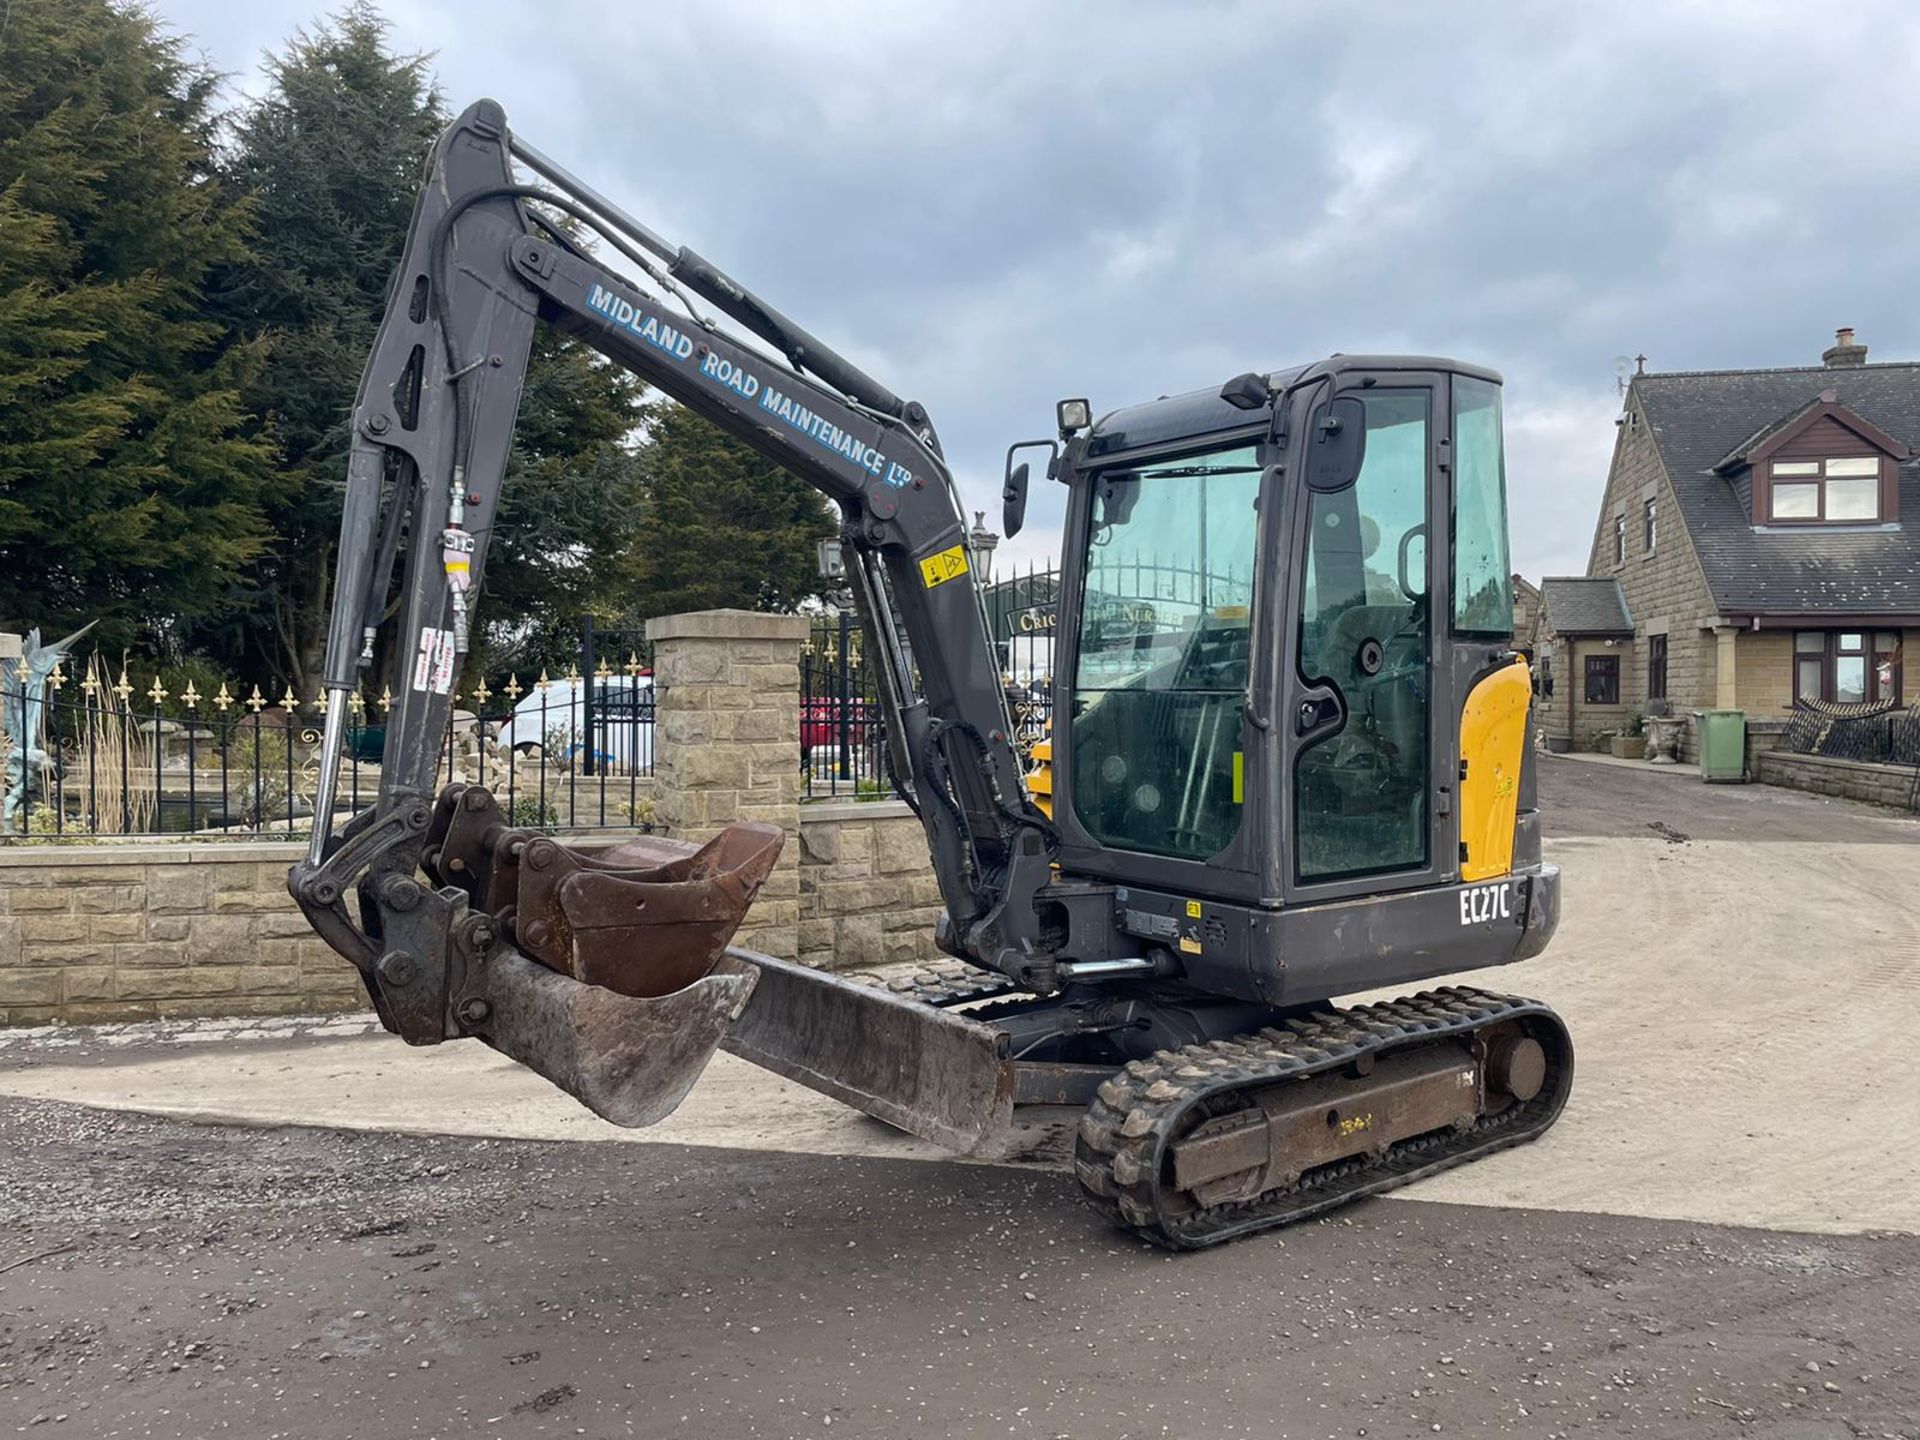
xmin=1232 ymin=750 xmax=1244 ymax=804
xmin=919 ymin=544 xmax=970 ymax=589
xmin=1178 ymin=936 xmax=1203 ymax=955
xmin=1184 ymin=900 xmax=1202 ymax=919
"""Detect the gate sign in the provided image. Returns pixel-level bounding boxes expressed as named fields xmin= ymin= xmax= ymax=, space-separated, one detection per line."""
xmin=1008 ymin=603 xmax=1056 ymax=637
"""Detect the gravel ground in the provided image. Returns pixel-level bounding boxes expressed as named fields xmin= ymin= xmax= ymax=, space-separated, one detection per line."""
xmin=4 ymin=1096 xmax=1919 ymax=1440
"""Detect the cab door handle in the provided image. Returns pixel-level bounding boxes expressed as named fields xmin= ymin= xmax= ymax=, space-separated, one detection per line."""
xmin=1294 ymin=684 xmax=1345 ymax=741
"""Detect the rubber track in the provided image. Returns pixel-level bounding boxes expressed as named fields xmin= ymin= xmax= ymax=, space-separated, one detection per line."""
xmin=1073 ymin=985 xmax=1573 ymax=1250
xmin=874 ymin=962 xmax=1026 ymax=1009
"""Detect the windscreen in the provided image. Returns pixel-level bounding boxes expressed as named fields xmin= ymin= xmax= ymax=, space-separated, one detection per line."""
xmin=1070 ymin=445 xmax=1261 ymax=860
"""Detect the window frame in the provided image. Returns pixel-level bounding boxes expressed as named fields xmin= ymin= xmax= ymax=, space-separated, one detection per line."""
xmin=1647 ymin=633 xmax=1668 ymax=701
xmin=1584 ymin=653 xmax=1620 ymax=705
xmin=1793 ymin=629 xmax=1903 ymax=705
xmin=1767 ymin=456 xmax=1884 ymax=525
xmin=1643 ymin=498 xmax=1657 ymax=555
xmin=1613 ymin=514 xmax=1626 ymax=566
xmin=1450 ymin=374 xmax=1513 ymax=637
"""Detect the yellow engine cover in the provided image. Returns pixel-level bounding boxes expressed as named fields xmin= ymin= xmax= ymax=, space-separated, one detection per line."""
xmin=1026 ymin=735 xmax=1053 ymax=819
xmin=1458 ymin=658 xmax=1531 ymax=882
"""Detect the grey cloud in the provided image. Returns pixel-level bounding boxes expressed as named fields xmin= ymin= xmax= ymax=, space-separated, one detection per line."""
xmin=162 ymin=0 xmax=1920 ymax=579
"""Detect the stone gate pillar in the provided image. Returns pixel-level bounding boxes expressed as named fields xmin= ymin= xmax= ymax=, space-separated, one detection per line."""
xmin=644 ymin=609 xmax=808 ymax=961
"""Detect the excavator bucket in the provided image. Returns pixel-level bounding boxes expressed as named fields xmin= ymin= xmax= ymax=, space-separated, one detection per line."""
xmin=479 ymin=947 xmax=761 ymax=1128
xmin=419 ymin=785 xmax=787 ymax=1124
xmin=414 ymin=784 xmax=1019 ymax=1148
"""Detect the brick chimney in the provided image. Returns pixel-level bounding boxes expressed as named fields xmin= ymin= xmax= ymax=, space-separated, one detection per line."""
xmin=1822 ymin=326 xmax=1868 ymax=368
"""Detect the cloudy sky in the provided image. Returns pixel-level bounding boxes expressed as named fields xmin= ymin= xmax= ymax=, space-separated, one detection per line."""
xmin=160 ymin=0 xmax=1920 ymax=580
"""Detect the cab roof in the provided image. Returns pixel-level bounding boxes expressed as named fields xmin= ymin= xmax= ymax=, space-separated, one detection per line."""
xmin=1084 ymin=355 xmax=1502 ymax=460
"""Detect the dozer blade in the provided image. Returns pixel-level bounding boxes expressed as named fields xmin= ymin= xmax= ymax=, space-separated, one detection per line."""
xmin=475 ymin=948 xmax=760 ymax=1128
xmin=719 ymin=949 xmax=1017 ymax=1155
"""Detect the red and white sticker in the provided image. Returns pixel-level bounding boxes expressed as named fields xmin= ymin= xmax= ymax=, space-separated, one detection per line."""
xmin=411 ymin=627 xmax=456 ymax=694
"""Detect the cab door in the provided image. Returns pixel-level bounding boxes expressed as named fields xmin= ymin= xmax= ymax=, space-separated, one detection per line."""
xmin=1279 ymin=375 xmax=1449 ymax=902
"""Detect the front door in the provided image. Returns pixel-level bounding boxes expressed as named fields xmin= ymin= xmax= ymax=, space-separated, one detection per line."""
xmin=1285 ymin=385 xmax=1437 ymax=893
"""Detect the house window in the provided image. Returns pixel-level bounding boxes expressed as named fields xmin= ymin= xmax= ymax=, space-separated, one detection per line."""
xmin=1768 ymin=457 xmax=1882 ymax=523
xmin=1585 ymin=654 xmax=1620 ymax=704
xmin=1643 ymin=499 xmax=1657 ymax=554
xmin=1794 ymin=630 xmax=1903 ymax=704
xmin=1613 ymin=515 xmax=1626 ymax=566
xmin=1648 ymin=634 xmax=1667 ymax=700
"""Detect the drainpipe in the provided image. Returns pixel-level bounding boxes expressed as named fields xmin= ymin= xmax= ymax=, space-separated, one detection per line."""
xmin=1567 ymin=638 xmax=1577 ymax=741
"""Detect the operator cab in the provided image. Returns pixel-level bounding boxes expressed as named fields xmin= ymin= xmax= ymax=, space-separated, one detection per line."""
xmin=1037 ymin=358 xmax=1519 ymax=912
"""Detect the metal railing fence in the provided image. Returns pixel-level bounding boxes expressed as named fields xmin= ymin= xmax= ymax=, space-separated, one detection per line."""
xmin=0 ymin=655 xmax=657 ymax=840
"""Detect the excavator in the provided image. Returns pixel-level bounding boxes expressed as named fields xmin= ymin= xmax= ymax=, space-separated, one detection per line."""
xmin=288 ymin=100 xmax=1571 ymax=1249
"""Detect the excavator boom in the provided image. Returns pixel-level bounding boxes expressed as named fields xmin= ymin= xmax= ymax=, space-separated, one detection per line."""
xmin=288 ymin=99 xmax=1053 ymax=1136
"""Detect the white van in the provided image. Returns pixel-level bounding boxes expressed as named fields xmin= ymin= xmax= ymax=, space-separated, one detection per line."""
xmin=493 ymin=674 xmax=654 ymax=772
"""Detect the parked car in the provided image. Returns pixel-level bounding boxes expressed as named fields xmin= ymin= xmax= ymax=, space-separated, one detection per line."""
xmin=801 ymin=696 xmax=884 ymax=771
xmin=494 ymin=673 xmax=654 ymax=771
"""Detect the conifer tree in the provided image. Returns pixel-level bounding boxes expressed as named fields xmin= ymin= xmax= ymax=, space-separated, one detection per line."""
xmin=0 ymin=0 xmax=270 ymax=644
xmin=615 ymin=402 xmax=837 ymax=619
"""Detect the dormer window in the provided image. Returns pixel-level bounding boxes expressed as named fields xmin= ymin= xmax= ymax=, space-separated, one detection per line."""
xmin=1768 ymin=456 xmax=1882 ymax=523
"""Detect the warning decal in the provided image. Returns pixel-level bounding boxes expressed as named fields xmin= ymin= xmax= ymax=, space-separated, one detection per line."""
xmin=918 ymin=544 xmax=970 ymax=589
xmin=411 ymin=627 xmax=456 ymax=694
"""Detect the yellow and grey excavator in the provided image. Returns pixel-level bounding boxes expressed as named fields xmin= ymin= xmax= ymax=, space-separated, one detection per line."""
xmin=289 ymin=100 xmax=1570 ymax=1248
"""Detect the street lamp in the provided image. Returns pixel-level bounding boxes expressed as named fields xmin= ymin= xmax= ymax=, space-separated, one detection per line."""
xmin=968 ymin=511 xmax=999 ymax=586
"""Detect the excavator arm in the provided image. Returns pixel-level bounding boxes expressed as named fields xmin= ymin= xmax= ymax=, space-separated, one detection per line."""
xmin=287 ymin=100 xmax=1055 ymax=1129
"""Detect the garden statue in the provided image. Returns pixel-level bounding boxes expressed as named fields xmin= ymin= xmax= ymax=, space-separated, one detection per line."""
xmin=0 ymin=623 xmax=93 ymax=833
xmin=1643 ymin=698 xmax=1684 ymax=765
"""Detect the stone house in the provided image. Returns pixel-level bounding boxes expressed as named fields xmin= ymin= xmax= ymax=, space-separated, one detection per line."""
xmin=1510 ymin=575 xmax=1542 ymax=659
xmin=1537 ymin=329 xmax=1920 ymax=758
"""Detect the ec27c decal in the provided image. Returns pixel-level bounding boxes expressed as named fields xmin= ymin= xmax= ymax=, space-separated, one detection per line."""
xmin=1458 ymin=881 xmax=1514 ymax=926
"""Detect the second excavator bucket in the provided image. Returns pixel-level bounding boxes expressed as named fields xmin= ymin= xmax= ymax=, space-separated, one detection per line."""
xmin=420 ymin=785 xmax=787 ymax=1125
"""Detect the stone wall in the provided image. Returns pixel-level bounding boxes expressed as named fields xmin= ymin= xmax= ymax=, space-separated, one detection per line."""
xmin=0 ymin=606 xmax=953 ymax=1027
xmin=797 ymin=800 xmax=945 ymax=973
xmin=0 ymin=843 xmax=359 ymax=1027
xmin=1757 ymin=752 xmax=1919 ymax=810
xmin=0 ymin=799 xmax=943 ymax=1026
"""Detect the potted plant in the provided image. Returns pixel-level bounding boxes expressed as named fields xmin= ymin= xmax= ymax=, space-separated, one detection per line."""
xmin=1610 ymin=712 xmax=1646 ymax=760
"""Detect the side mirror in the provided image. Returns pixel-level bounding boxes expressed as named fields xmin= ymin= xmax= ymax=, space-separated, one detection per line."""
xmin=1002 ymin=461 xmax=1030 ymax=539
xmin=1304 ymin=396 xmax=1367 ymax=492
xmin=1001 ymin=439 xmax=1059 ymax=541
